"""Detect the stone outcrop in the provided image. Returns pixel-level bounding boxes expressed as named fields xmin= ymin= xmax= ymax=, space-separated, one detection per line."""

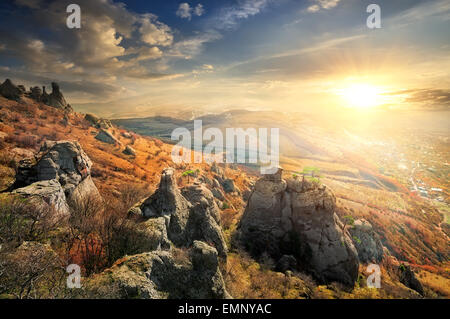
xmin=238 ymin=172 xmax=359 ymax=286
xmin=398 ymin=263 xmax=424 ymax=295
xmin=132 ymin=168 xmax=227 ymax=258
xmin=12 ymin=180 xmax=70 ymax=219
xmin=11 ymin=141 xmax=100 ymax=205
xmin=86 ymin=240 xmax=229 ymax=299
xmin=348 ymin=219 xmax=384 ymax=263
xmin=123 ymin=145 xmax=136 ymax=156
xmin=85 ymin=113 xmax=113 ymax=129
xmin=47 ymin=82 xmax=67 ymax=109
xmin=95 ymin=129 xmax=120 ymax=145
xmin=0 ymin=79 xmax=23 ymax=100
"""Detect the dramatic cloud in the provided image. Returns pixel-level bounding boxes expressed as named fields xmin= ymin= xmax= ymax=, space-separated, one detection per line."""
xmin=176 ymin=3 xmax=205 ymax=20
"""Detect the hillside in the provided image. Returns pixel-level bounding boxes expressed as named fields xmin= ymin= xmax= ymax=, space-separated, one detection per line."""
xmin=0 ymin=80 xmax=449 ymax=299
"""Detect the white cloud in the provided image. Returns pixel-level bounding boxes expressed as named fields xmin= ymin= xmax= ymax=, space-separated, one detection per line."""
xmin=177 ymin=3 xmax=205 ymax=20
xmin=216 ymin=0 xmax=269 ymax=30
xmin=139 ymin=14 xmax=173 ymax=46
xmin=177 ymin=3 xmax=192 ymax=20
xmin=194 ymin=4 xmax=205 ymax=17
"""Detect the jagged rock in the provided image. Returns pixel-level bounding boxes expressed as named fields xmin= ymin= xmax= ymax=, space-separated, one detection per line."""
xmin=12 ymin=179 xmax=70 ymax=219
xmin=239 ymin=172 xmax=359 ymax=286
xmin=85 ymin=113 xmax=113 ymax=129
xmin=135 ymin=168 xmax=227 ymax=258
xmin=0 ymin=79 xmax=23 ymax=100
xmin=211 ymin=162 xmax=223 ymax=175
xmin=47 ymin=82 xmax=68 ymax=109
xmin=348 ymin=219 xmax=384 ymax=263
xmin=221 ymin=178 xmax=235 ymax=193
xmin=211 ymin=187 xmax=225 ymax=201
xmin=30 ymin=86 xmax=42 ymax=101
xmin=95 ymin=129 xmax=120 ymax=145
xmin=121 ymin=132 xmax=132 ymax=139
xmin=41 ymin=86 xmax=49 ymax=104
xmin=85 ymin=241 xmax=229 ymax=299
xmin=11 ymin=141 xmax=100 ymax=204
xmin=123 ymin=145 xmax=136 ymax=156
xmin=398 ymin=264 xmax=424 ymax=295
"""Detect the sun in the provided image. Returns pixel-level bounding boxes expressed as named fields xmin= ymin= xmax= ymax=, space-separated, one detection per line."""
xmin=338 ymin=84 xmax=383 ymax=109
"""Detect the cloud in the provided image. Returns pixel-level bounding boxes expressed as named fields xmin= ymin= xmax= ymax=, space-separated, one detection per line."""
xmin=176 ymin=3 xmax=205 ymax=20
xmin=307 ymin=0 xmax=340 ymax=13
xmin=385 ymin=88 xmax=450 ymax=110
xmin=139 ymin=14 xmax=173 ymax=46
xmin=170 ymin=31 xmax=222 ymax=59
xmin=216 ymin=0 xmax=269 ymax=30
xmin=0 ymin=0 xmax=183 ymax=102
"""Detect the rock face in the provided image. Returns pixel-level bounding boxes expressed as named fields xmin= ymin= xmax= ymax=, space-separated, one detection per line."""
xmin=398 ymin=264 xmax=424 ymax=295
xmin=0 ymin=79 xmax=23 ymax=100
xmin=12 ymin=180 xmax=70 ymax=219
xmin=86 ymin=240 xmax=229 ymax=299
xmin=132 ymin=168 xmax=227 ymax=258
xmin=11 ymin=141 xmax=100 ymax=205
xmin=123 ymin=145 xmax=136 ymax=156
xmin=47 ymin=82 xmax=68 ymax=109
xmin=348 ymin=219 xmax=384 ymax=263
xmin=95 ymin=129 xmax=120 ymax=145
xmin=239 ymin=172 xmax=359 ymax=286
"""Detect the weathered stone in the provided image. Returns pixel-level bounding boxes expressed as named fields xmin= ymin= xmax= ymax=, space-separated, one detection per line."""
xmin=239 ymin=172 xmax=359 ymax=286
xmin=398 ymin=264 xmax=424 ymax=295
xmin=85 ymin=241 xmax=230 ymax=299
xmin=123 ymin=145 xmax=136 ymax=156
xmin=12 ymin=179 xmax=70 ymax=219
xmin=47 ymin=82 xmax=68 ymax=109
xmin=95 ymin=129 xmax=120 ymax=145
xmin=0 ymin=79 xmax=23 ymax=101
xmin=348 ymin=219 xmax=384 ymax=263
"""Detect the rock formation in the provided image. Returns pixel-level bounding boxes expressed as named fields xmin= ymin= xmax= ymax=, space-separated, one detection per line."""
xmin=398 ymin=263 xmax=424 ymax=295
xmin=86 ymin=240 xmax=229 ymax=299
xmin=123 ymin=145 xmax=136 ymax=156
xmin=10 ymin=141 xmax=100 ymax=209
xmin=0 ymin=79 xmax=23 ymax=101
xmin=95 ymin=129 xmax=120 ymax=145
xmin=47 ymin=82 xmax=67 ymax=109
xmin=85 ymin=113 xmax=113 ymax=129
xmin=131 ymin=168 xmax=227 ymax=258
xmin=348 ymin=219 xmax=384 ymax=263
xmin=238 ymin=171 xmax=359 ymax=286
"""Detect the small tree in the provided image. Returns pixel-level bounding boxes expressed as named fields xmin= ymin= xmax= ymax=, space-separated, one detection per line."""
xmin=342 ymin=215 xmax=355 ymax=232
xmin=182 ymin=170 xmax=194 ymax=183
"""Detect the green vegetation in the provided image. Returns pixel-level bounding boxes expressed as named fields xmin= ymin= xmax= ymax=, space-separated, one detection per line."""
xmin=182 ymin=170 xmax=194 ymax=183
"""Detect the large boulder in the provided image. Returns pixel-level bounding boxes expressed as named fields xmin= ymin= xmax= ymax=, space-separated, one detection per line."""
xmin=85 ymin=113 xmax=113 ymax=129
xmin=123 ymin=145 xmax=136 ymax=156
xmin=85 ymin=241 xmax=230 ymax=299
xmin=133 ymin=168 xmax=227 ymax=258
xmin=0 ymin=79 xmax=23 ymax=100
xmin=239 ymin=172 xmax=359 ymax=286
xmin=95 ymin=129 xmax=120 ymax=145
xmin=11 ymin=140 xmax=100 ymax=204
xmin=12 ymin=179 xmax=70 ymax=219
xmin=348 ymin=219 xmax=384 ymax=263
xmin=398 ymin=263 xmax=424 ymax=295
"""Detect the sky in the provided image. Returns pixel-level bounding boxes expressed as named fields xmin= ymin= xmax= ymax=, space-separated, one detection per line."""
xmin=0 ymin=0 xmax=449 ymax=118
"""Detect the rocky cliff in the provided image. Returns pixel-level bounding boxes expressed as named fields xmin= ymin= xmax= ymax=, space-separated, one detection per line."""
xmin=238 ymin=170 xmax=359 ymax=286
xmin=131 ymin=168 xmax=228 ymax=258
xmin=9 ymin=140 xmax=100 ymax=218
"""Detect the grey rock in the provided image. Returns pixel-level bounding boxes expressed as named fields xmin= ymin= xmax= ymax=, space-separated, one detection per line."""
xmin=221 ymin=179 xmax=235 ymax=193
xmin=86 ymin=241 xmax=230 ymax=299
xmin=0 ymin=79 xmax=23 ymax=101
xmin=12 ymin=179 xmax=70 ymax=219
xmin=239 ymin=172 xmax=359 ymax=286
xmin=12 ymin=140 xmax=100 ymax=204
xmin=123 ymin=145 xmax=136 ymax=156
xmin=398 ymin=264 xmax=424 ymax=295
xmin=95 ymin=129 xmax=120 ymax=145
xmin=47 ymin=82 xmax=68 ymax=109
xmin=136 ymin=168 xmax=227 ymax=258
xmin=348 ymin=219 xmax=384 ymax=263
xmin=211 ymin=187 xmax=225 ymax=201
